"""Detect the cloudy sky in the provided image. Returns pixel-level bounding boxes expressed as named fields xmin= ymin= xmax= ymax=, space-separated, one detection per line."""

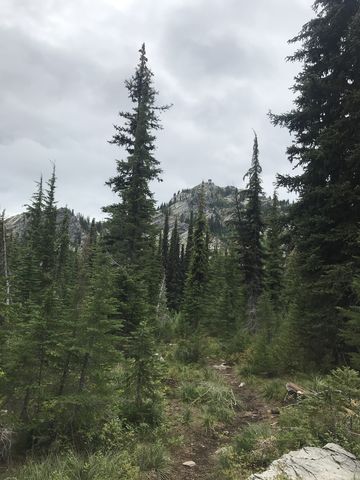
xmin=1 ymin=0 xmax=314 ymax=219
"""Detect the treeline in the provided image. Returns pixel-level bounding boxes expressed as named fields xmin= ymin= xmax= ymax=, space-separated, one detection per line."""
xmin=0 ymin=173 xmax=119 ymax=448
xmin=158 ymin=0 xmax=360 ymax=374
xmin=0 ymin=0 xmax=359 ymax=461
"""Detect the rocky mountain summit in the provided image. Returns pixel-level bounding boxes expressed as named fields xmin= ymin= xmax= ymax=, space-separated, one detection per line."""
xmin=154 ymin=180 xmax=238 ymax=245
xmin=154 ymin=180 xmax=289 ymax=245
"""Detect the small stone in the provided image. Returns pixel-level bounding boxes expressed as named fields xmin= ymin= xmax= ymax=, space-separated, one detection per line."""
xmin=183 ymin=460 xmax=196 ymax=468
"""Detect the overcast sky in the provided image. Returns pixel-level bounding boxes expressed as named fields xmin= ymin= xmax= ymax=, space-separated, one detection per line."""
xmin=1 ymin=0 xmax=314 ymax=219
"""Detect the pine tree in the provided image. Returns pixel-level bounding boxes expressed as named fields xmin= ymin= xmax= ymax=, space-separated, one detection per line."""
xmin=184 ymin=211 xmax=194 ymax=274
xmin=104 ymin=44 xmax=170 ymax=268
xmin=179 ymin=243 xmax=186 ymax=303
xmin=122 ymin=321 xmax=163 ymax=425
xmin=218 ymin=249 xmax=246 ymax=337
xmin=232 ymin=133 xmax=264 ymax=331
xmin=103 ymin=44 xmax=170 ymax=336
xmin=166 ymin=218 xmax=181 ymax=311
xmin=265 ymin=191 xmax=284 ymax=311
xmin=182 ymin=185 xmax=209 ymax=329
xmin=162 ymin=209 xmax=170 ymax=270
xmin=271 ymin=0 xmax=360 ymax=366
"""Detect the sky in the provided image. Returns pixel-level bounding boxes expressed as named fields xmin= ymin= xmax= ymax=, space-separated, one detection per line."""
xmin=0 ymin=0 xmax=314 ymax=219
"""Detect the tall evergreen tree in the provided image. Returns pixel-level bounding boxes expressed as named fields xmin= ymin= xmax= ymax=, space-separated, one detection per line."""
xmin=162 ymin=209 xmax=170 ymax=270
xmin=184 ymin=211 xmax=194 ymax=274
xmin=182 ymin=185 xmax=209 ymax=329
xmin=166 ymin=218 xmax=181 ymax=311
xmin=271 ymin=0 xmax=360 ymax=366
xmin=232 ymin=133 xmax=264 ymax=331
xmin=265 ymin=191 xmax=284 ymax=311
xmin=104 ymin=44 xmax=170 ymax=268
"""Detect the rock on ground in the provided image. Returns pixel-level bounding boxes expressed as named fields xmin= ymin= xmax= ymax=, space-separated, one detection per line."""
xmin=248 ymin=443 xmax=360 ymax=480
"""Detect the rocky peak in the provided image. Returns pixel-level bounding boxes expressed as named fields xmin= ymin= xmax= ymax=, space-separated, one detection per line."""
xmin=5 ymin=208 xmax=101 ymax=246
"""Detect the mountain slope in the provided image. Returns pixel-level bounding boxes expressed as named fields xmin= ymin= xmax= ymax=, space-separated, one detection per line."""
xmin=154 ymin=180 xmax=289 ymax=246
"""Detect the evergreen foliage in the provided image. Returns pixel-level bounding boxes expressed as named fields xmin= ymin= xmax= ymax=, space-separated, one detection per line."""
xmin=165 ymin=218 xmax=181 ymax=311
xmin=181 ymin=184 xmax=210 ymax=330
xmin=340 ymin=276 xmax=360 ymax=370
xmin=104 ymin=44 xmax=170 ymax=267
xmin=122 ymin=321 xmax=163 ymax=425
xmin=231 ymin=133 xmax=264 ymax=331
xmin=271 ymin=0 xmax=360 ymax=367
xmin=161 ymin=209 xmax=170 ymax=270
xmin=264 ymin=191 xmax=284 ymax=311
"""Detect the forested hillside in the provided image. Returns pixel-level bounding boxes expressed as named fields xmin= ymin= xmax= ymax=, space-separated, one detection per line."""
xmin=0 ymin=1 xmax=360 ymax=479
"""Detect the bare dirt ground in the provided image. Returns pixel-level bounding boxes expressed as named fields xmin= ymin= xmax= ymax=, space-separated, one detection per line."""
xmin=167 ymin=365 xmax=279 ymax=480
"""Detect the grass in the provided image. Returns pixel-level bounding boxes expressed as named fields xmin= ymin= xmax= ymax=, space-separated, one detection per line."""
xmin=177 ymin=368 xmax=238 ymax=432
xmin=214 ymin=367 xmax=360 ymax=479
xmin=1 ymin=451 xmax=140 ymax=480
xmin=136 ymin=442 xmax=170 ymax=477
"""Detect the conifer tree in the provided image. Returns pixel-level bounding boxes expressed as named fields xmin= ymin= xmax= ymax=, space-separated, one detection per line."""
xmin=166 ymin=218 xmax=181 ymax=311
xmin=341 ymin=277 xmax=360 ymax=370
xmin=232 ymin=133 xmax=264 ymax=331
xmin=182 ymin=185 xmax=209 ymax=329
xmin=265 ymin=191 xmax=284 ymax=311
xmin=162 ymin=209 xmax=170 ymax=270
xmin=179 ymin=243 xmax=186 ymax=303
xmin=271 ymin=0 xmax=360 ymax=366
xmin=103 ymin=44 xmax=170 ymax=336
xmin=104 ymin=44 xmax=170 ymax=268
xmin=218 ymin=249 xmax=246 ymax=336
xmin=122 ymin=320 xmax=163 ymax=425
xmin=184 ymin=211 xmax=194 ymax=274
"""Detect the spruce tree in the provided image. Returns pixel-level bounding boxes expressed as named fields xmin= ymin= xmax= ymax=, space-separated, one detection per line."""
xmin=271 ymin=0 xmax=360 ymax=366
xmin=184 ymin=211 xmax=194 ymax=274
xmin=104 ymin=44 xmax=170 ymax=267
xmin=166 ymin=217 xmax=181 ymax=311
xmin=122 ymin=320 xmax=163 ymax=425
xmin=232 ymin=133 xmax=264 ymax=331
xmin=265 ymin=191 xmax=284 ymax=312
xmin=103 ymin=44 xmax=170 ymax=335
xmin=162 ymin=209 xmax=170 ymax=270
xmin=182 ymin=185 xmax=209 ymax=329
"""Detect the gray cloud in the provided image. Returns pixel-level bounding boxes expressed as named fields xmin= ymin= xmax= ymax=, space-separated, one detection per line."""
xmin=0 ymin=0 xmax=313 ymax=218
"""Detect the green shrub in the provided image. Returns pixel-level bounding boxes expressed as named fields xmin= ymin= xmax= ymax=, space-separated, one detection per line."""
xmin=262 ymin=380 xmax=286 ymax=402
xmin=277 ymin=367 xmax=360 ymax=456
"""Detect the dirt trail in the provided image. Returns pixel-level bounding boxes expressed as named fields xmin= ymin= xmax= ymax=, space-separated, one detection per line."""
xmin=168 ymin=364 xmax=277 ymax=480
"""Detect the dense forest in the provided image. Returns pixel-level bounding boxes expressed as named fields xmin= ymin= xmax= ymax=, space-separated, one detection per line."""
xmin=0 ymin=1 xmax=360 ymax=479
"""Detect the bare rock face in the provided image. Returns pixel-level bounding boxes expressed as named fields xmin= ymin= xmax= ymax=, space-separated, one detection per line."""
xmin=5 ymin=208 xmax=99 ymax=246
xmin=248 ymin=443 xmax=360 ymax=480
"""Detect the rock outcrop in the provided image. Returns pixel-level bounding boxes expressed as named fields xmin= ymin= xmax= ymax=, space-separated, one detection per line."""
xmin=154 ymin=180 xmax=287 ymax=246
xmin=5 ymin=208 xmax=101 ymax=246
xmin=249 ymin=443 xmax=360 ymax=480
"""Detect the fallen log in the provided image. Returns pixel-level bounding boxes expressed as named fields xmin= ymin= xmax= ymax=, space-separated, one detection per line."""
xmin=284 ymin=382 xmax=307 ymax=402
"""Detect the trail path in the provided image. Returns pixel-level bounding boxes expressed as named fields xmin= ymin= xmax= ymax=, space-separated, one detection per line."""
xmin=168 ymin=364 xmax=278 ymax=480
